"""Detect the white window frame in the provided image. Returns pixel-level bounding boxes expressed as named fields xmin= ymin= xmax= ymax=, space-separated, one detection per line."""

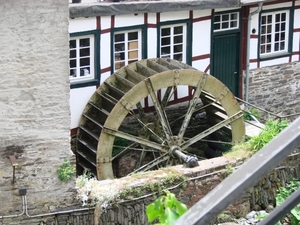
xmin=260 ymin=10 xmax=290 ymax=57
xmin=113 ymin=29 xmax=142 ymax=71
xmin=213 ymin=12 xmax=239 ymax=32
xmin=159 ymin=23 xmax=187 ymax=63
xmin=69 ymin=34 xmax=95 ymax=83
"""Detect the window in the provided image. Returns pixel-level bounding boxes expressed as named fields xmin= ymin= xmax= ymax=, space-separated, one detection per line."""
xmin=160 ymin=24 xmax=186 ymax=62
xmin=113 ymin=30 xmax=142 ymax=71
xmin=70 ymin=35 xmax=95 ymax=82
xmin=260 ymin=10 xmax=290 ymax=56
xmin=214 ymin=12 xmax=239 ymax=32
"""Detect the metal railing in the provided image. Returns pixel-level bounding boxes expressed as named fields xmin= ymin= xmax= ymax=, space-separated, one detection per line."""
xmin=174 ymin=116 xmax=300 ymax=225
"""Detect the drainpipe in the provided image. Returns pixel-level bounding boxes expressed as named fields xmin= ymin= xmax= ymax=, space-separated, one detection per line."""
xmin=245 ymin=2 xmax=263 ymax=109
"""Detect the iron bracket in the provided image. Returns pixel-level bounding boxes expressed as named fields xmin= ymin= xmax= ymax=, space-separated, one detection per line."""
xmin=8 ymin=155 xmax=18 ymax=184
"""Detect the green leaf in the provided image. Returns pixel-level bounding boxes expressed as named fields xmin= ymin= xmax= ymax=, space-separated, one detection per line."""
xmin=164 ymin=207 xmax=180 ymax=225
xmin=175 ymin=201 xmax=188 ymax=216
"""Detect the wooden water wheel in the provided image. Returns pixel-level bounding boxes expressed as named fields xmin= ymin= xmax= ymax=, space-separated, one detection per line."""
xmin=76 ymin=58 xmax=245 ymax=180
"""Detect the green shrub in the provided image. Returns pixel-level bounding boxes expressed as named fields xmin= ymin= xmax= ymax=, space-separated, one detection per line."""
xmin=57 ymin=160 xmax=75 ymax=181
xmin=276 ymin=179 xmax=300 ymax=225
xmin=146 ymin=190 xmax=188 ymax=225
xmin=249 ymin=119 xmax=289 ymax=152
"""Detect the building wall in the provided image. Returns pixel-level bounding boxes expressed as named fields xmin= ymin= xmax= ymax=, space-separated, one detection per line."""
xmin=69 ymin=1 xmax=300 ymax=131
xmin=0 ymin=0 xmax=75 ymax=219
xmin=248 ymin=61 xmax=300 ymax=117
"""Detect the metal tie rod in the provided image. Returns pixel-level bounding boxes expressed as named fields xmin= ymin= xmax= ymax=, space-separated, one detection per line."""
xmin=174 ymin=116 xmax=300 ymax=225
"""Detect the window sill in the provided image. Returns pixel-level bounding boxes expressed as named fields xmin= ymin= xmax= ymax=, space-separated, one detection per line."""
xmin=259 ymin=52 xmax=291 ymax=61
xmin=70 ymin=78 xmax=99 ymax=89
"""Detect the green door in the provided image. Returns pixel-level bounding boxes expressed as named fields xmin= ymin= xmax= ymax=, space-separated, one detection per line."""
xmin=211 ymin=33 xmax=240 ymax=96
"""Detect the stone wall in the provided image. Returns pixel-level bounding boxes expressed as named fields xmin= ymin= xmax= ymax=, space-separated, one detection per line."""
xmin=248 ymin=61 xmax=300 ymax=119
xmin=0 ymin=0 xmax=76 ymax=220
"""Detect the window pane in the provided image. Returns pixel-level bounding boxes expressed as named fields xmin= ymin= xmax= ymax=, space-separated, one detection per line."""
xmin=262 ymin=16 xmax=266 ymax=25
xmin=230 ymin=21 xmax=237 ymax=28
xmin=161 ymin=28 xmax=170 ymax=37
xmin=214 ymin=23 xmax=220 ymax=30
xmin=115 ymin=43 xmax=124 ymax=52
xmin=128 ymin=50 xmax=138 ymax=59
xmin=115 ymin=61 xmax=125 ymax=70
xmin=80 ymin=38 xmax=90 ymax=47
xmin=222 ymin=14 xmax=229 ymax=21
xmin=275 ymin=42 xmax=279 ymax=51
xmin=174 ymin=35 xmax=182 ymax=44
xmin=275 ymin=13 xmax=280 ymax=22
xmin=174 ymin=45 xmax=182 ymax=53
xmin=80 ymin=68 xmax=90 ymax=77
xmin=70 ymin=59 xmax=76 ymax=68
xmin=174 ymin=54 xmax=182 ymax=61
xmin=128 ymin=41 xmax=138 ymax=50
xmin=281 ymin=13 xmax=286 ymax=21
xmin=275 ymin=33 xmax=279 ymax=42
xmin=70 ymin=40 xmax=76 ymax=49
xmin=230 ymin=13 xmax=237 ymax=20
xmin=222 ymin=22 xmax=229 ymax=29
xmin=80 ymin=58 xmax=90 ymax=67
xmin=267 ymin=25 xmax=272 ymax=33
xmin=70 ymin=49 xmax=76 ymax=58
xmin=128 ymin=32 xmax=138 ymax=41
xmin=281 ymin=23 xmax=285 ymax=31
xmin=80 ymin=48 xmax=90 ymax=57
xmin=161 ymin=46 xmax=170 ymax=55
xmin=174 ymin=26 xmax=183 ymax=35
xmin=161 ymin=37 xmax=170 ymax=45
xmin=267 ymin=15 xmax=272 ymax=23
xmin=214 ymin=15 xmax=220 ymax=22
xmin=115 ymin=33 xmax=124 ymax=42
xmin=280 ymin=41 xmax=285 ymax=50
xmin=261 ymin=45 xmax=265 ymax=54
xmin=70 ymin=69 xmax=76 ymax=77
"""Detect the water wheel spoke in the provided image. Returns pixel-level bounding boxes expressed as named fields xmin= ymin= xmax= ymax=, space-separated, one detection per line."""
xmin=177 ymin=74 xmax=208 ymax=139
xmin=103 ymin=126 xmax=167 ymax=152
xmin=135 ymin=147 xmax=146 ymax=169
xmin=144 ymin=78 xmax=173 ymax=140
xmin=161 ymin=86 xmax=175 ymax=109
xmin=128 ymin=153 xmax=169 ymax=175
xmin=112 ymin=142 xmax=136 ymax=160
xmin=180 ymin=111 xmax=243 ymax=151
xmin=129 ymin=110 xmax=163 ymax=143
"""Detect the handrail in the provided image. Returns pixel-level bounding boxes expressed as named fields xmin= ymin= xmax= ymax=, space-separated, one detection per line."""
xmin=236 ymin=97 xmax=300 ymax=121
xmin=174 ymin=116 xmax=300 ymax=225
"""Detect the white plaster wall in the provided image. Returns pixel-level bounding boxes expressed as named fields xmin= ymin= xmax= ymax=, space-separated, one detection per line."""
xmin=69 ymin=17 xmax=96 ymax=33
xmin=148 ymin=27 xmax=157 ymax=58
xmin=148 ymin=12 xmax=157 ymax=24
xmin=70 ymin=86 xmax=96 ymax=129
xmin=193 ymin=9 xmax=211 ymax=18
xmin=192 ymin=58 xmax=210 ymax=72
xmin=262 ymin=1 xmax=292 ymax=10
xmin=100 ymin=32 xmax=112 ymax=69
xmin=101 ymin=16 xmax=111 ymax=30
xmin=160 ymin=10 xmax=189 ymax=22
xmin=100 ymin=71 xmax=112 ymax=84
xmin=193 ymin=19 xmax=211 ymax=56
xmin=115 ymin=14 xmax=144 ymax=28
xmin=260 ymin=57 xmax=290 ymax=68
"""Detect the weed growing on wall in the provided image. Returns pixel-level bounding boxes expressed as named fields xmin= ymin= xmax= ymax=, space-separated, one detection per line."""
xmin=57 ymin=160 xmax=75 ymax=181
xmin=276 ymin=178 xmax=300 ymax=224
xmin=243 ymin=108 xmax=261 ymax=121
xmin=249 ymin=119 xmax=289 ymax=152
xmin=146 ymin=190 xmax=188 ymax=225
